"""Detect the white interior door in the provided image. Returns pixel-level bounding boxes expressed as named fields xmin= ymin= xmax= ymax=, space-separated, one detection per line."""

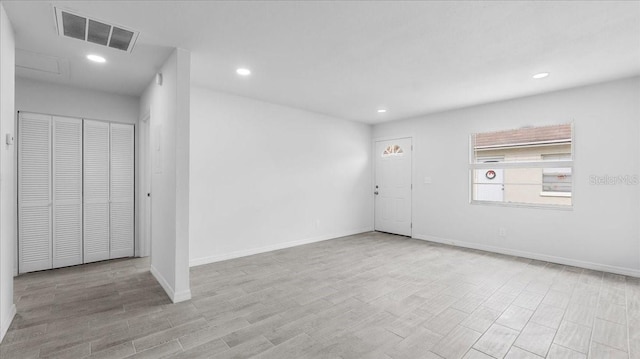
xmin=18 ymin=113 xmax=52 ymax=273
xmin=19 ymin=114 xmax=135 ymax=272
xmin=83 ymin=120 xmax=110 ymax=263
xmin=110 ymin=123 xmax=134 ymax=259
xmin=52 ymin=116 xmax=83 ymax=267
xmin=374 ymin=138 xmax=412 ymax=236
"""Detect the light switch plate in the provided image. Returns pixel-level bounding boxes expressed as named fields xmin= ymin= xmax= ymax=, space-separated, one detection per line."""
xmin=6 ymin=133 xmax=14 ymax=145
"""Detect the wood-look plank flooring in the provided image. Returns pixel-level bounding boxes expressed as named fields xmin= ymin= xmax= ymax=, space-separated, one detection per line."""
xmin=2 ymin=231 xmax=639 ymax=358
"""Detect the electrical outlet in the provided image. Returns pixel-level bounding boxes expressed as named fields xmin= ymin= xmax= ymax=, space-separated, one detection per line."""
xmin=499 ymin=227 xmax=507 ymax=237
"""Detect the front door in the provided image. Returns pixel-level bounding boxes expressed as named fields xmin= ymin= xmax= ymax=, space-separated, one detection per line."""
xmin=374 ymin=138 xmax=412 ymax=236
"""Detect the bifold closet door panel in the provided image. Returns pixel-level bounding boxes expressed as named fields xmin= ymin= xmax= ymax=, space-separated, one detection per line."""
xmin=18 ymin=113 xmax=52 ymax=273
xmin=84 ymin=120 xmax=111 ymax=263
xmin=52 ymin=117 xmax=83 ymax=268
xmin=110 ymin=123 xmax=134 ymax=259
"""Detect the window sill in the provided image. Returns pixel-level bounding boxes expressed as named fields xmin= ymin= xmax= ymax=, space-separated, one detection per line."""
xmin=470 ymin=200 xmax=573 ymax=211
xmin=540 ymin=192 xmax=572 ymax=198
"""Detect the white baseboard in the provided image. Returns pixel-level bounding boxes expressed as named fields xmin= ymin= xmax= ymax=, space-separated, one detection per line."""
xmin=173 ymin=289 xmax=192 ymax=303
xmin=0 ymin=304 xmax=16 ymax=343
xmin=150 ymin=265 xmax=191 ymax=303
xmin=415 ymin=234 xmax=640 ymax=278
xmin=190 ymin=227 xmax=373 ymax=267
xmin=150 ymin=265 xmax=174 ymax=301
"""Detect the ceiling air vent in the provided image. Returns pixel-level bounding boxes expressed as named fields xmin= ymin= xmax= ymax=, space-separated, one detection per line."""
xmin=54 ymin=7 xmax=139 ymax=53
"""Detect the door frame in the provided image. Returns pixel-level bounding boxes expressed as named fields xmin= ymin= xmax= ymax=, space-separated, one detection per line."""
xmin=372 ymin=136 xmax=413 ymax=237
xmin=138 ymin=111 xmax=151 ymax=258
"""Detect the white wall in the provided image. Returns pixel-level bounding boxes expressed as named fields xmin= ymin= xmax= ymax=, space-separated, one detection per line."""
xmin=15 ymin=77 xmax=139 ymax=125
xmin=0 ymin=2 xmax=16 ymax=342
xmin=139 ymin=48 xmax=191 ymax=302
xmin=189 ymin=87 xmax=373 ymax=266
xmin=373 ymin=76 xmax=640 ymax=276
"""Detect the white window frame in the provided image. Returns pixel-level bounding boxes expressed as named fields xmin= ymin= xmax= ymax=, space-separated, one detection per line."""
xmin=469 ymin=123 xmax=574 ymax=210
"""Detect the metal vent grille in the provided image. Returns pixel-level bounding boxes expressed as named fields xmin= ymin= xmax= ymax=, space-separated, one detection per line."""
xmin=55 ymin=8 xmax=139 ymax=53
xmin=87 ymin=20 xmax=110 ymax=46
xmin=61 ymin=12 xmax=85 ymax=40
xmin=109 ymin=27 xmax=135 ymax=51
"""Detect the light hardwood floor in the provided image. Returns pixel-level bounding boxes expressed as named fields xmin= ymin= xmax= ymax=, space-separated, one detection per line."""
xmin=1 ymin=231 xmax=639 ymax=358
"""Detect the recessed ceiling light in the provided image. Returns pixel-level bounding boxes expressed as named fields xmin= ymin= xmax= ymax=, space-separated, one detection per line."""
xmin=377 ymin=109 xmax=387 ymax=113
xmin=236 ymin=68 xmax=251 ymax=76
xmin=87 ymin=54 xmax=106 ymax=63
xmin=532 ymin=72 xmax=549 ymax=79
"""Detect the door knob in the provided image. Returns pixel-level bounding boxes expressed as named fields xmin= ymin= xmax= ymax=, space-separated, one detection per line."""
xmin=374 ymin=191 xmax=379 ymax=195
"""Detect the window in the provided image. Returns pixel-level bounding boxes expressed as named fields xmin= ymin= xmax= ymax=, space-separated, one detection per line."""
xmin=382 ymin=144 xmax=404 ymax=157
xmin=470 ymin=123 xmax=573 ymax=207
xmin=542 ymin=154 xmax=572 ymax=196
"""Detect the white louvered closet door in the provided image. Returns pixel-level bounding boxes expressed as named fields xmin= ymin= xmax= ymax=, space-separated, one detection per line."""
xmin=110 ymin=123 xmax=134 ymax=259
xmin=52 ymin=117 xmax=83 ymax=267
xmin=83 ymin=120 xmax=111 ymax=263
xmin=18 ymin=113 xmax=52 ymax=273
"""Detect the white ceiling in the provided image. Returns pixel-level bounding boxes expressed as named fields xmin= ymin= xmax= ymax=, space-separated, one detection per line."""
xmin=4 ymin=1 xmax=640 ymax=124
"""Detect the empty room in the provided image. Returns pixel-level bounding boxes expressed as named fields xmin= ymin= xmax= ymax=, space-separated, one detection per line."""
xmin=0 ymin=1 xmax=639 ymax=358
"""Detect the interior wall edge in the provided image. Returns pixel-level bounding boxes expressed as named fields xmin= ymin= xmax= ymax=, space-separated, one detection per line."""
xmin=14 ymin=77 xmax=140 ymax=125
xmin=389 ymin=74 xmax=640 ymax=125
xmin=150 ymin=264 xmax=191 ymax=303
xmin=190 ymin=84 xmax=373 ymax=128
xmin=415 ymin=234 xmax=640 ymax=278
xmin=0 ymin=304 xmax=15 ymax=341
xmin=149 ymin=264 xmax=174 ymax=302
xmin=142 ymin=47 xmax=192 ymax=304
xmin=0 ymin=1 xmax=17 ymax=344
xmin=190 ymin=227 xmax=373 ymax=268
